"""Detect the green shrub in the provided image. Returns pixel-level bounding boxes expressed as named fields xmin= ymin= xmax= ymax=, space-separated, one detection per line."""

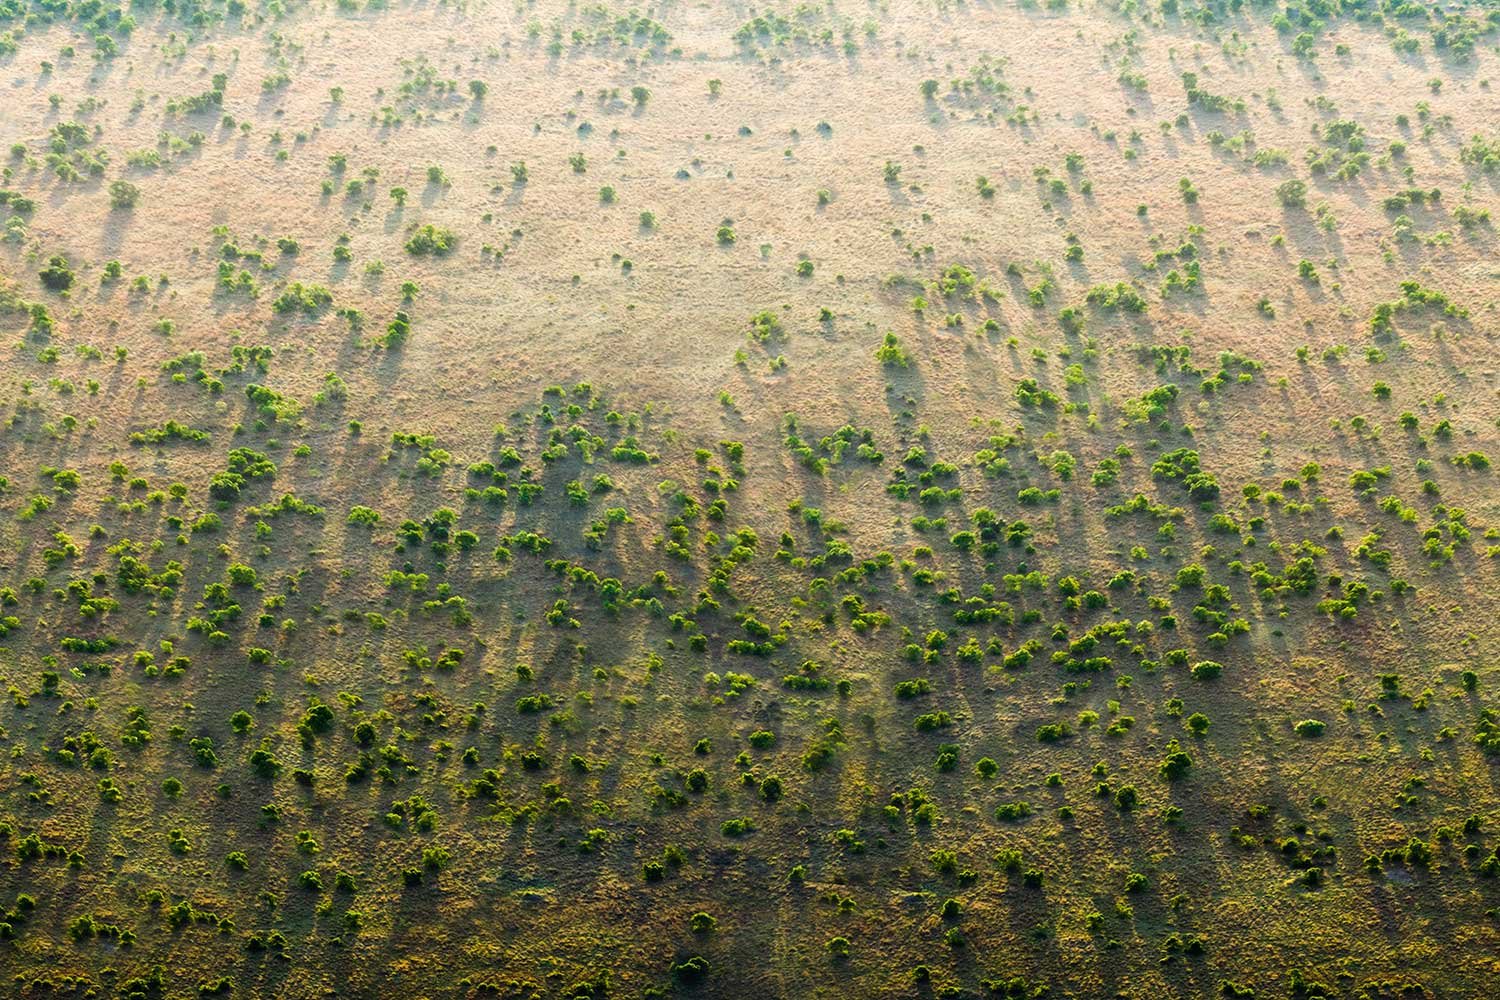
xmin=914 ymin=711 xmax=952 ymax=732
xmin=671 ymin=955 xmax=710 ymax=984
xmin=404 ymin=225 xmax=456 ymax=256
xmin=875 ymin=332 xmax=910 ymax=367
xmin=1158 ymin=743 xmax=1193 ymax=780
xmin=109 ymin=180 xmax=141 ymax=208
xmin=39 ymin=255 xmax=74 ymax=291
xmin=1190 ymin=660 xmax=1223 ymax=681
xmin=995 ymin=801 xmax=1032 ymax=822
xmin=1276 ymin=178 xmax=1308 ymax=207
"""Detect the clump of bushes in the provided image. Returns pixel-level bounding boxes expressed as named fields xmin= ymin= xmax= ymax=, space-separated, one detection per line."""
xmin=39 ymin=255 xmax=74 ymax=291
xmin=404 ymin=225 xmax=456 ymax=256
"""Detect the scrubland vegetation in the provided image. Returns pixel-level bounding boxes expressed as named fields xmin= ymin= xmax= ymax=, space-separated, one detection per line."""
xmin=0 ymin=0 xmax=1498 ymax=997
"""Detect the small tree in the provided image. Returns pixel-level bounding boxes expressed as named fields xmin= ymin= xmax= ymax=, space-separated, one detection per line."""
xmin=875 ymin=332 xmax=909 ymax=368
xmin=109 ymin=180 xmax=140 ymax=209
xmin=39 ymin=255 xmax=75 ymax=291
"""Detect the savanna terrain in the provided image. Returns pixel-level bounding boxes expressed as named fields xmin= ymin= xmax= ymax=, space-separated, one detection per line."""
xmin=1 ymin=0 xmax=1500 ymax=998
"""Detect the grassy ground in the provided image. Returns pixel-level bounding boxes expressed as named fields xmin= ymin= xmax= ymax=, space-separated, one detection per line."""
xmin=1 ymin=1 xmax=1499 ymax=997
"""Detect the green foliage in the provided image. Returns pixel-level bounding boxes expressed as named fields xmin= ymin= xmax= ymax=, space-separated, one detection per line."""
xmin=108 ymin=179 xmax=141 ymax=209
xmin=0 ymin=11 xmax=1493 ymax=1000
xmin=404 ymin=225 xmax=457 ymax=256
